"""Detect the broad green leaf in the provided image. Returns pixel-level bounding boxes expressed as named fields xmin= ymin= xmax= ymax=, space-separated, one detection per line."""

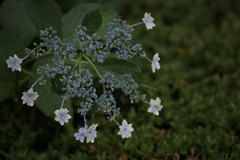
xmin=0 ymin=30 xmax=25 ymax=65
xmin=0 ymin=0 xmax=37 ymax=46
xmin=0 ymin=66 xmax=16 ymax=102
xmin=82 ymin=8 xmax=102 ymax=36
xmin=25 ymin=0 xmax=62 ymax=38
xmin=62 ymin=3 xmax=117 ymax=43
xmin=29 ymin=56 xmax=72 ymax=118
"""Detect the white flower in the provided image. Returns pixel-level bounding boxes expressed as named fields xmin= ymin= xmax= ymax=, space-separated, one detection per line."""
xmin=54 ymin=108 xmax=71 ymax=126
xmin=85 ymin=124 xmax=98 ymax=143
xmin=74 ymin=127 xmax=88 ymax=142
xmin=142 ymin=12 xmax=155 ymax=30
xmin=151 ymin=53 xmax=160 ymax=73
xmin=6 ymin=54 xmax=23 ymax=72
xmin=21 ymin=88 xmax=39 ymax=106
xmin=148 ymin=97 xmax=163 ymax=116
xmin=118 ymin=119 xmax=134 ymax=138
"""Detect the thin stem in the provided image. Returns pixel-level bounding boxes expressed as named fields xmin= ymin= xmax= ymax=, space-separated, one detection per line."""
xmin=22 ymin=46 xmax=40 ymax=60
xmin=22 ymin=48 xmax=53 ymax=65
xmin=82 ymin=54 xmax=105 ymax=94
xmin=79 ymin=53 xmax=82 ymax=70
xmin=22 ymin=54 xmax=30 ymax=61
xmin=60 ymin=99 xmax=65 ymax=108
xmin=144 ymin=56 xmax=152 ymax=63
xmin=31 ymin=73 xmax=45 ymax=88
xmin=131 ymin=22 xmax=144 ymax=27
xmin=71 ymin=59 xmax=79 ymax=72
xmin=83 ymin=114 xmax=88 ymax=128
xmin=140 ymin=98 xmax=150 ymax=105
xmin=113 ymin=119 xmax=120 ymax=126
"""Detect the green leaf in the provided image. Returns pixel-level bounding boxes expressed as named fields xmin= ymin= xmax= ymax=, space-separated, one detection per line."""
xmin=82 ymin=8 xmax=102 ymax=36
xmin=29 ymin=56 xmax=72 ymax=118
xmin=91 ymin=102 xmax=99 ymax=119
xmin=0 ymin=66 xmax=16 ymax=102
xmin=95 ymin=5 xmax=117 ymax=38
xmin=51 ymin=74 xmax=66 ymax=95
xmin=62 ymin=3 xmax=117 ymax=42
xmin=25 ymin=0 xmax=62 ymax=38
xmin=0 ymin=30 xmax=25 ymax=65
xmin=81 ymin=58 xmax=154 ymax=89
xmin=0 ymin=0 xmax=37 ymax=46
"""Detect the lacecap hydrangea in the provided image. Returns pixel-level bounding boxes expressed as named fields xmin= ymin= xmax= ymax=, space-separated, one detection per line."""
xmin=6 ymin=12 xmax=162 ymax=143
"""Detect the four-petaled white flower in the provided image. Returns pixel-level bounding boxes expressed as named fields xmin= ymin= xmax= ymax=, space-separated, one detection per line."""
xmin=85 ymin=124 xmax=98 ymax=143
xmin=54 ymin=108 xmax=71 ymax=126
xmin=148 ymin=97 xmax=163 ymax=116
xmin=74 ymin=127 xmax=88 ymax=142
xmin=118 ymin=119 xmax=134 ymax=138
xmin=142 ymin=12 xmax=155 ymax=30
xmin=152 ymin=53 xmax=160 ymax=73
xmin=6 ymin=54 xmax=23 ymax=72
xmin=21 ymin=88 xmax=39 ymax=106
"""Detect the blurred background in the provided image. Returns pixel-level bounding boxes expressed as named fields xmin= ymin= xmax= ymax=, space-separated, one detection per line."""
xmin=0 ymin=0 xmax=240 ymax=159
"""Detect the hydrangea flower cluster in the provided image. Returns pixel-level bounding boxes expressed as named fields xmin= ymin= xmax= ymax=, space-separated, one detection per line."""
xmin=6 ymin=12 xmax=162 ymax=142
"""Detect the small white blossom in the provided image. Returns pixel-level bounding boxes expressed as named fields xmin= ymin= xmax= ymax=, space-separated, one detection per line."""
xmin=148 ymin=97 xmax=163 ymax=116
xmin=74 ymin=127 xmax=88 ymax=142
xmin=6 ymin=54 xmax=23 ymax=72
xmin=54 ymin=108 xmax=71 ymax=126
xmin=85 ymin=124 xmax=98 ymax=143
xmin=152 ymin=53 xmax=160 ymax=73
xmin=21 ymin=88 xmax=39 ymax=106
xmin=142 ymin=12 xmax=155 ymax=30
xmin=118 ymin=119 xmax=134 ymax=138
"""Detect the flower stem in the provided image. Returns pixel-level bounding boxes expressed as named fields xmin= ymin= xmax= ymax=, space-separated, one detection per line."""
xmin=139 ymin=99 xmax=150 ymax=105
xmin=113 ymin=119 xmax=120 ymax=126
xmin=31 ymin=72 xmax=45 ymax=88
xmin=131 ymin=22 xmax=144 ymax=27
xmin=82 ymin=54 xmax=105 ymax=95
xmin=79 ymin=53 xmax=82 ymax=70
xmin=22 ymin=46 xmax=39 ymax=60
xmin=22 ymin=48 xmax=53 ymax=65
xmin=83 ymin=114 xmax=88 ymax=128
xmin=60 ymin=99 xmax=65 ymax=108
xmin=144 ymin=56 xmax=152 ymax=63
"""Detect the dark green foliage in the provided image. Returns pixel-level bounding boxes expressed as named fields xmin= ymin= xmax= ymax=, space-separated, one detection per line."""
xmin=0 ymin=0 xmax=37 ymax=46
xmin=82 ymin=8 xmax=102 ymax=36
xmin=25 ymin=0 xmax=62 ymax=38
xmin=0 ymin=30 xmax=25 ymax=64
xmin=51 ymin=74 xmax=66 ymax=95
xmin=0 ymin=0 xmax=240 ymax=159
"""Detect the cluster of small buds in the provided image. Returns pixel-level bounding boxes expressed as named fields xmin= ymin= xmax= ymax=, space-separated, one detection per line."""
xmin=105 ymin=19 xmax=148 ymax=59
xmin=5 ymin=11 xmax=163 ymax=143
xmin=100 ymin=72 xmax=142 ymax=103
xmin=36 ymin=27 xmax=78 ymax=79
xmin=25 ymin=47 xmax=45 ymax=59
xmin=74 ymin=25 xmax=108 ymax=63
xmin=60 ymin=69 xmax=98 ymax=114
xmin=95 ymin=90 xmax=120 ymax=121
